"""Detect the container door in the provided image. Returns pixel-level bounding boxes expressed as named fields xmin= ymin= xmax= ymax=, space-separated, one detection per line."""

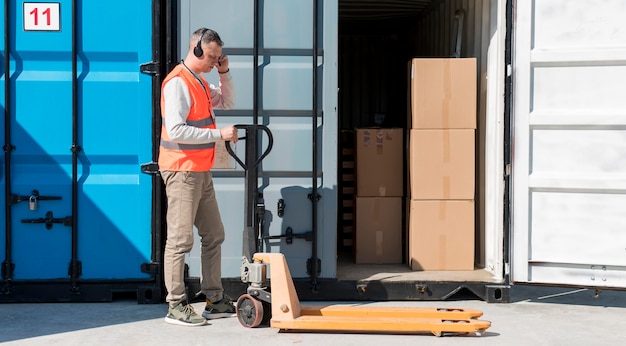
xmin=179 ymin=0 xmax=338 ymax=279
xmin=1 ymin=0 xmax=153 ymax=285
xmin=511 ymin=0 xmax=626 ymax=288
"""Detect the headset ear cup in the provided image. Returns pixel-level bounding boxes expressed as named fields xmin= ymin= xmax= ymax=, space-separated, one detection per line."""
xmin=193 ymin=28 xmax=208 ymax=58
xmin=193 ymin=45 xmax=203 ymax=57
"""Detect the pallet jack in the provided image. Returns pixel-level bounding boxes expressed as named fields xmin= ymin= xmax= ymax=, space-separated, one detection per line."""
xmin=227 ymin=126 xmax=491 ymax=336
xmin=237 ymin=253 xmax=490 ymax=336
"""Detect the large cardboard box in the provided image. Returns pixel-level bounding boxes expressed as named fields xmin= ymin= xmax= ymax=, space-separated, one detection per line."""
xmin=355 ymin=128 xmax=403 ymax=197
xmin=409 ymin=129 xmax=475 ymax=200
xmin=355 ymin=197 xmax=403 ymax=264
xmin=408 ymin=200 xmax=474 ymax=271
xmin=409 ymin=58 xmax=476 ymax=129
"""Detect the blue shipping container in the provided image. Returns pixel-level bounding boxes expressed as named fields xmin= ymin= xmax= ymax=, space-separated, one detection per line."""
xmin=1 ymin=0 xmax=156 ymax=301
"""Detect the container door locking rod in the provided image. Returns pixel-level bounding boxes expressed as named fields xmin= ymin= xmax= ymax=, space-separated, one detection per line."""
xmin=68 ymin=0 xmax=82 ymax=294
xmin=225 ymin=124 xmax=273 ymax=262
xmin=308 ymin=0 xmax=321 ymax=293
xmin=2 ymin=0 xmax=15 ymax=294
xmin=10 ymin=190 xmax=62 ymax=211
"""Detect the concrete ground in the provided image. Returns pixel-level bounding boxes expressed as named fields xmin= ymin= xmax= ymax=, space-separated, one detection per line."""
xmin=1 ymin=285 xmax=625 ymax=346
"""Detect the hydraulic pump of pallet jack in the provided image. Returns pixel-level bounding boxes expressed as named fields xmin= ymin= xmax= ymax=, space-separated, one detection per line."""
xmin=240 ymin=256 xmax=272 ymax=305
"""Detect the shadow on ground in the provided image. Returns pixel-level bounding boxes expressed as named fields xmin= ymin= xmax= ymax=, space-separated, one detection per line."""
xmin=0 ymin=298 xmax=166 ymax=343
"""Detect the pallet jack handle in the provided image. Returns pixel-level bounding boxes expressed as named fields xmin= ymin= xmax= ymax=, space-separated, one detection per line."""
xmin=225 ymin=124 xmax=274 ymax=262
xmin=225 ymin=124 xmax=273 ymax=171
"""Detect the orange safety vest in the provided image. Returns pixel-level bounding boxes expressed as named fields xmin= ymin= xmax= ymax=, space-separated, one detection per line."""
xmin=158 ymin=64 xmax=217 ymax=171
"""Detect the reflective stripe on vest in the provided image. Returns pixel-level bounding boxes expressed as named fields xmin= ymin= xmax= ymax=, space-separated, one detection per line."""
xmin=187 ymin=117 xmax=215 ymax=127
xmin=160 ymin=140 xmax=215 ymax=150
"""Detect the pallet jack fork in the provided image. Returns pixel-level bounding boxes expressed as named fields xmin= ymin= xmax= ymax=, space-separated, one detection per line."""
xmin=237 ymin=253 xmax=491 ymax=336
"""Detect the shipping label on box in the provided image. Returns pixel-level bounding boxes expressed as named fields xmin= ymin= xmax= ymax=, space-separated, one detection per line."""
xmin=408 ymin=200 xmax=474 ymax=271
xmin=355 ymin=197 xmax=403 ymax=264
xmin=355 ymin=128 xmax=404 ymax=197
xmin=409 ymin=129 xmax=475 ymax=200
xmin=410 ymin=58 xmax=477 ymax=129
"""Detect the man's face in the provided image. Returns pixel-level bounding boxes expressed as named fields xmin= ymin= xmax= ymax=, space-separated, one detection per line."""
xmin=201 ymin=41 xmax=223 ymax=73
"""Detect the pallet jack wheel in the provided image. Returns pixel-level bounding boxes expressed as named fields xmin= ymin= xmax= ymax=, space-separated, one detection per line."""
xmin=236 ymin=294 xmax=264 ymax=328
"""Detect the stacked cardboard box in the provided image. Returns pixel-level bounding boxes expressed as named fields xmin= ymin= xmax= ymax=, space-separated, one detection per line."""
xmin=353 ymin=128 xmax=403 ymax=264
xmin=407 ymin=58 xmax=477 ymax=271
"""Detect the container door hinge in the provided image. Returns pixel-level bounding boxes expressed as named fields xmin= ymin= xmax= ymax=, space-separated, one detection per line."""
xmin=141 ymin=162 xmax=160 ymax=175
xmin=140 ymin=61 xmax=159 ymax=76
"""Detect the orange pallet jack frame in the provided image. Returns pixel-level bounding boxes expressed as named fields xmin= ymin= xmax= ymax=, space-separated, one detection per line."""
xmin=236 ymin=253 xmax=491 ymax=336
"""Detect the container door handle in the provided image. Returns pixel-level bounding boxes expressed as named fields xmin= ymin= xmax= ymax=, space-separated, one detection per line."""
xmin=21 ymin=211 xmax=72 ymax=230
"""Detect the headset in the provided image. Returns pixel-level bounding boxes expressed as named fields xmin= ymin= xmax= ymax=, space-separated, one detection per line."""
xmin=193 ymin=28 xmax=209 ymax=58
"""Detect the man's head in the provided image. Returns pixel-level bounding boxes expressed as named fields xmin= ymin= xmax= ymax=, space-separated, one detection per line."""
xmin=188 ymin=28 xmax=224 ymax=73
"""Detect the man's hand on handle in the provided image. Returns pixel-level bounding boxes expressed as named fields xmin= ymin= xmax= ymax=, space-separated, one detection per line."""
xmin=220 ymin=125 xmax=238 ymax=143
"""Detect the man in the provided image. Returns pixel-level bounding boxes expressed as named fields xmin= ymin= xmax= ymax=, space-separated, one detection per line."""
xmin=159 ymin=27 xmax=238 ymax=326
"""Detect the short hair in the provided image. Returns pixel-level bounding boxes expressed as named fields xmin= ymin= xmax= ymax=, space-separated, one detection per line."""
xmin=192 ymin=27 xmax=224 ymax=47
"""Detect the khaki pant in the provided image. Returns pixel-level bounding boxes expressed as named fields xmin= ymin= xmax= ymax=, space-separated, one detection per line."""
xmin=161 ymin=170 xmax=225 ymax=307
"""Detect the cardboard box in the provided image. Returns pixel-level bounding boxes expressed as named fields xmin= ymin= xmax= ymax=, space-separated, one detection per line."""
xmin=355 ymin=197 xmax=402 ymax=264
xmin=355 ymin=128 xmax=403 ymax=197
xmin=408 ymin=200 xmax=474 ymax=271
xmin=212 ymin=141 xmax=236 ymax=169
xmin=409 ymin=58 xmax=477 ymax=129
xmin=409 ymin=129 xmax=475 ymax=200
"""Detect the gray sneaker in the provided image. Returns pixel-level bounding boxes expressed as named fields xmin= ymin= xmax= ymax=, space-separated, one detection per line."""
xmin=164 ymin=302 xmax=207 ymax=326
xmin=202 ymin=295 xmax=236 ymax=319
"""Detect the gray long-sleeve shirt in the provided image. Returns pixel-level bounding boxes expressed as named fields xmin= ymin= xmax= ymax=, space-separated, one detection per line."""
xmin=162 ymin=70 xmax=235 ymax=144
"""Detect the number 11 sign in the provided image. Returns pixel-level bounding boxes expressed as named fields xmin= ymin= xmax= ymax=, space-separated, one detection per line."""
xmin=24 ymin=2 xmax=61 ymax=31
